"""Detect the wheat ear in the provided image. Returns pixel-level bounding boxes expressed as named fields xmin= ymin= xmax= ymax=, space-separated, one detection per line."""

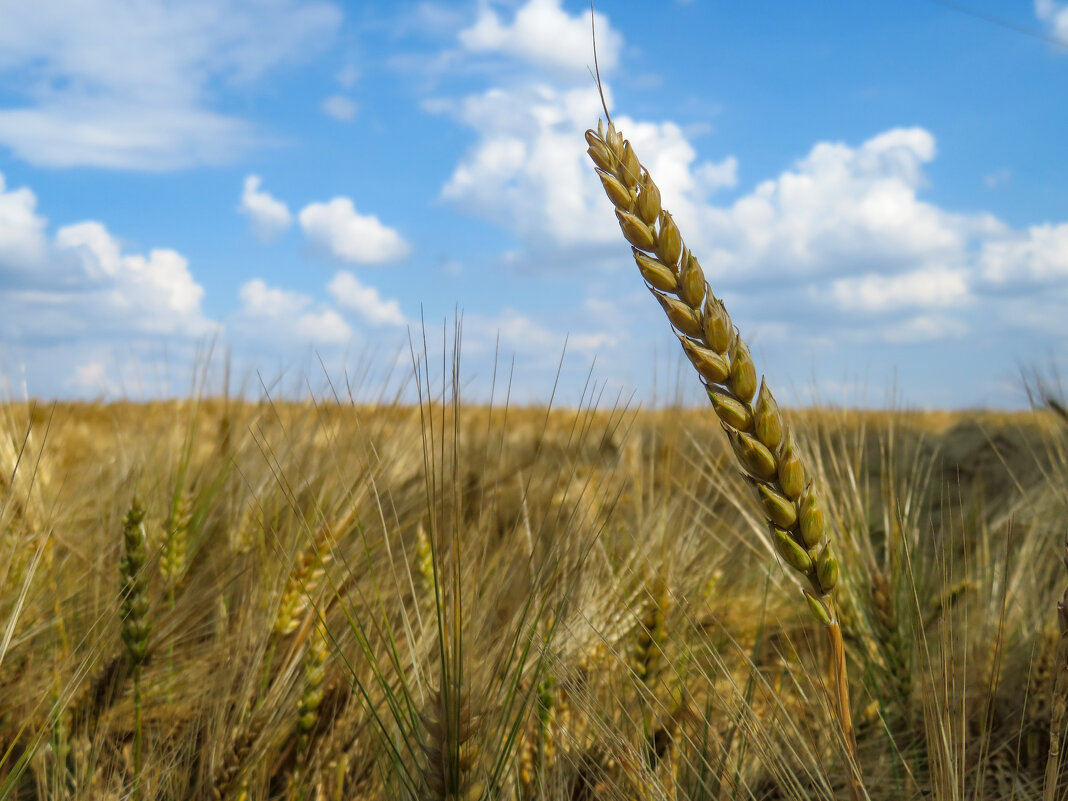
xmin=421 ymin=685 xmax=483 ymax=801
xmin=586 ymin=120 xmax=860 ymax=776
xmin=159 ymin=487 xmax=192 ymax=596
xmin=293 ymin=619 xmax=329 ymax=797
xmin=120 ymin=498 xmax=151 ymax=801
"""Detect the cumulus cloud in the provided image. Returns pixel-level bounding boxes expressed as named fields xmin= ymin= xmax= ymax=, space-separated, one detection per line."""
xmin=322 ymin=95 xmax=358 ymax=121
xmin=235 ymin=279 xmax=351 ymax=344
xmin=327 ymin=271 xmax=406 ymax=326
xmin=0 ymin=172 xmax=209 ymax=344
xmin=828 ymin=268 xmax=970 ymax=312
xmin=0 ymin=173 xmax=48 ymax=272
xmin=435 ymin=61 xmax=1068 ymax=347
xmin=239 ymin=175 xmax=293 ymax=241
xmin=458 ymin=0 xmax=623 ymax=80
xmin=299 ymin=197 xmax=411 ymax=264
xmin=428 ymin=0 xmax=1068 ymax=360
xmin=435 ymin=81 xmax=745 ymax=259
xmin=0 ymin=170 xmax=217 ymax=398
xmin=687 ymin=128 xmax=973 ymax=283
xmin=0 ymin=0 xmax=341 ymax=169
xmin=58 ymin=222 xmax=204 ymax=320
xmin=980 ymin=222 xmax=1068 ymax=284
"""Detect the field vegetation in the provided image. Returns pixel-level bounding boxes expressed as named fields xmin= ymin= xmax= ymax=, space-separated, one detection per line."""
xmin=1 ymin=382 xmax=1066 ymax=800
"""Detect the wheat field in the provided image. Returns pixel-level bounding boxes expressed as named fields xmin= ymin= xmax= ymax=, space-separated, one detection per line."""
xmin=0 ymin=383 xmax=1065 ymax=800
xmin=2 ymin=113 xmax=1068 ymax=800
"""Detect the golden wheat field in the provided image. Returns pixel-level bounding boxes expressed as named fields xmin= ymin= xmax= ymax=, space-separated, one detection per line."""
xmin=3 ymin=115 xmax=1068 ymax=801
xmin=1 ymin=384 xmax=1067 ymax=800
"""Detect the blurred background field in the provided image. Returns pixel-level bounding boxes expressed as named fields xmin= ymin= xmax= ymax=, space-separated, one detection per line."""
xmin=2 ymin=391 xmax=1066 ymax=800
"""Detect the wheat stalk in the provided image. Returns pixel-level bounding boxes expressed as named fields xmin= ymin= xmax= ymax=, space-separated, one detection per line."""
xmin=585 ymin=119 xmax=860 ymax=783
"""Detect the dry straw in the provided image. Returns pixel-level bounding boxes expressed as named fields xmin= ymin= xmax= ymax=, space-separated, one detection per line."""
xmin=585 ymin=118 xmax=860 ymax=779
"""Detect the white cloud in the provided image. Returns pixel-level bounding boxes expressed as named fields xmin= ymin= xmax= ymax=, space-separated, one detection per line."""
xmin=880 ymin=314 xmax=969 ymax=343
xmin=0 ymin=0 xmax=341 ymax=169
xmin=458 ymin=0 xmax=623 ymax=80
xmin=54 ymin=222 xmax=206 ymax=329
xmin=980 ymin=222 xmax=1068 ymax=284
xmin=828 ymin=267 xmax=970 ymax=312
xmin=322 ymin=95 xmax=358 ymax=121
xmin=0 ymin=170 xmax=217 ymax=401
xmin=327 ymin=271 xmax=406 ymax=326
xmin=0 ymin=174 xmax=48 ymax=271
xmin=436 ymin=83 xmax=626 ymax=249
xmin=0 ymin=105 xmax=256 ymax=171
xmin=0 ymin=173 xmax=209 ymax=344
xmin=695 ymin=156 xmax=739 ymax=193
xmin=299 ymin=197 xmax=411 ymax=264
xmin=683 ymin=128 xmax=972 ymax=283
xmin=236 ymin=279 xmax=351 ymax=344
xmin=239 ymin=175 xmax=293 ymax=241
xmin=426 ymin=0 xmax=1068 ymax=382
xmin=435 ymin=75 xmax=976 ymax=292
xmin=1036 ymin=0 xmax=1068 ymax=41
xmin=68 ymin=361 xmax=118 ymax=396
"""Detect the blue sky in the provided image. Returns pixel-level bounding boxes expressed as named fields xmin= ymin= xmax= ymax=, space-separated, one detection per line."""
xmin=1 ymin=0 xmax=1067 ymax=408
